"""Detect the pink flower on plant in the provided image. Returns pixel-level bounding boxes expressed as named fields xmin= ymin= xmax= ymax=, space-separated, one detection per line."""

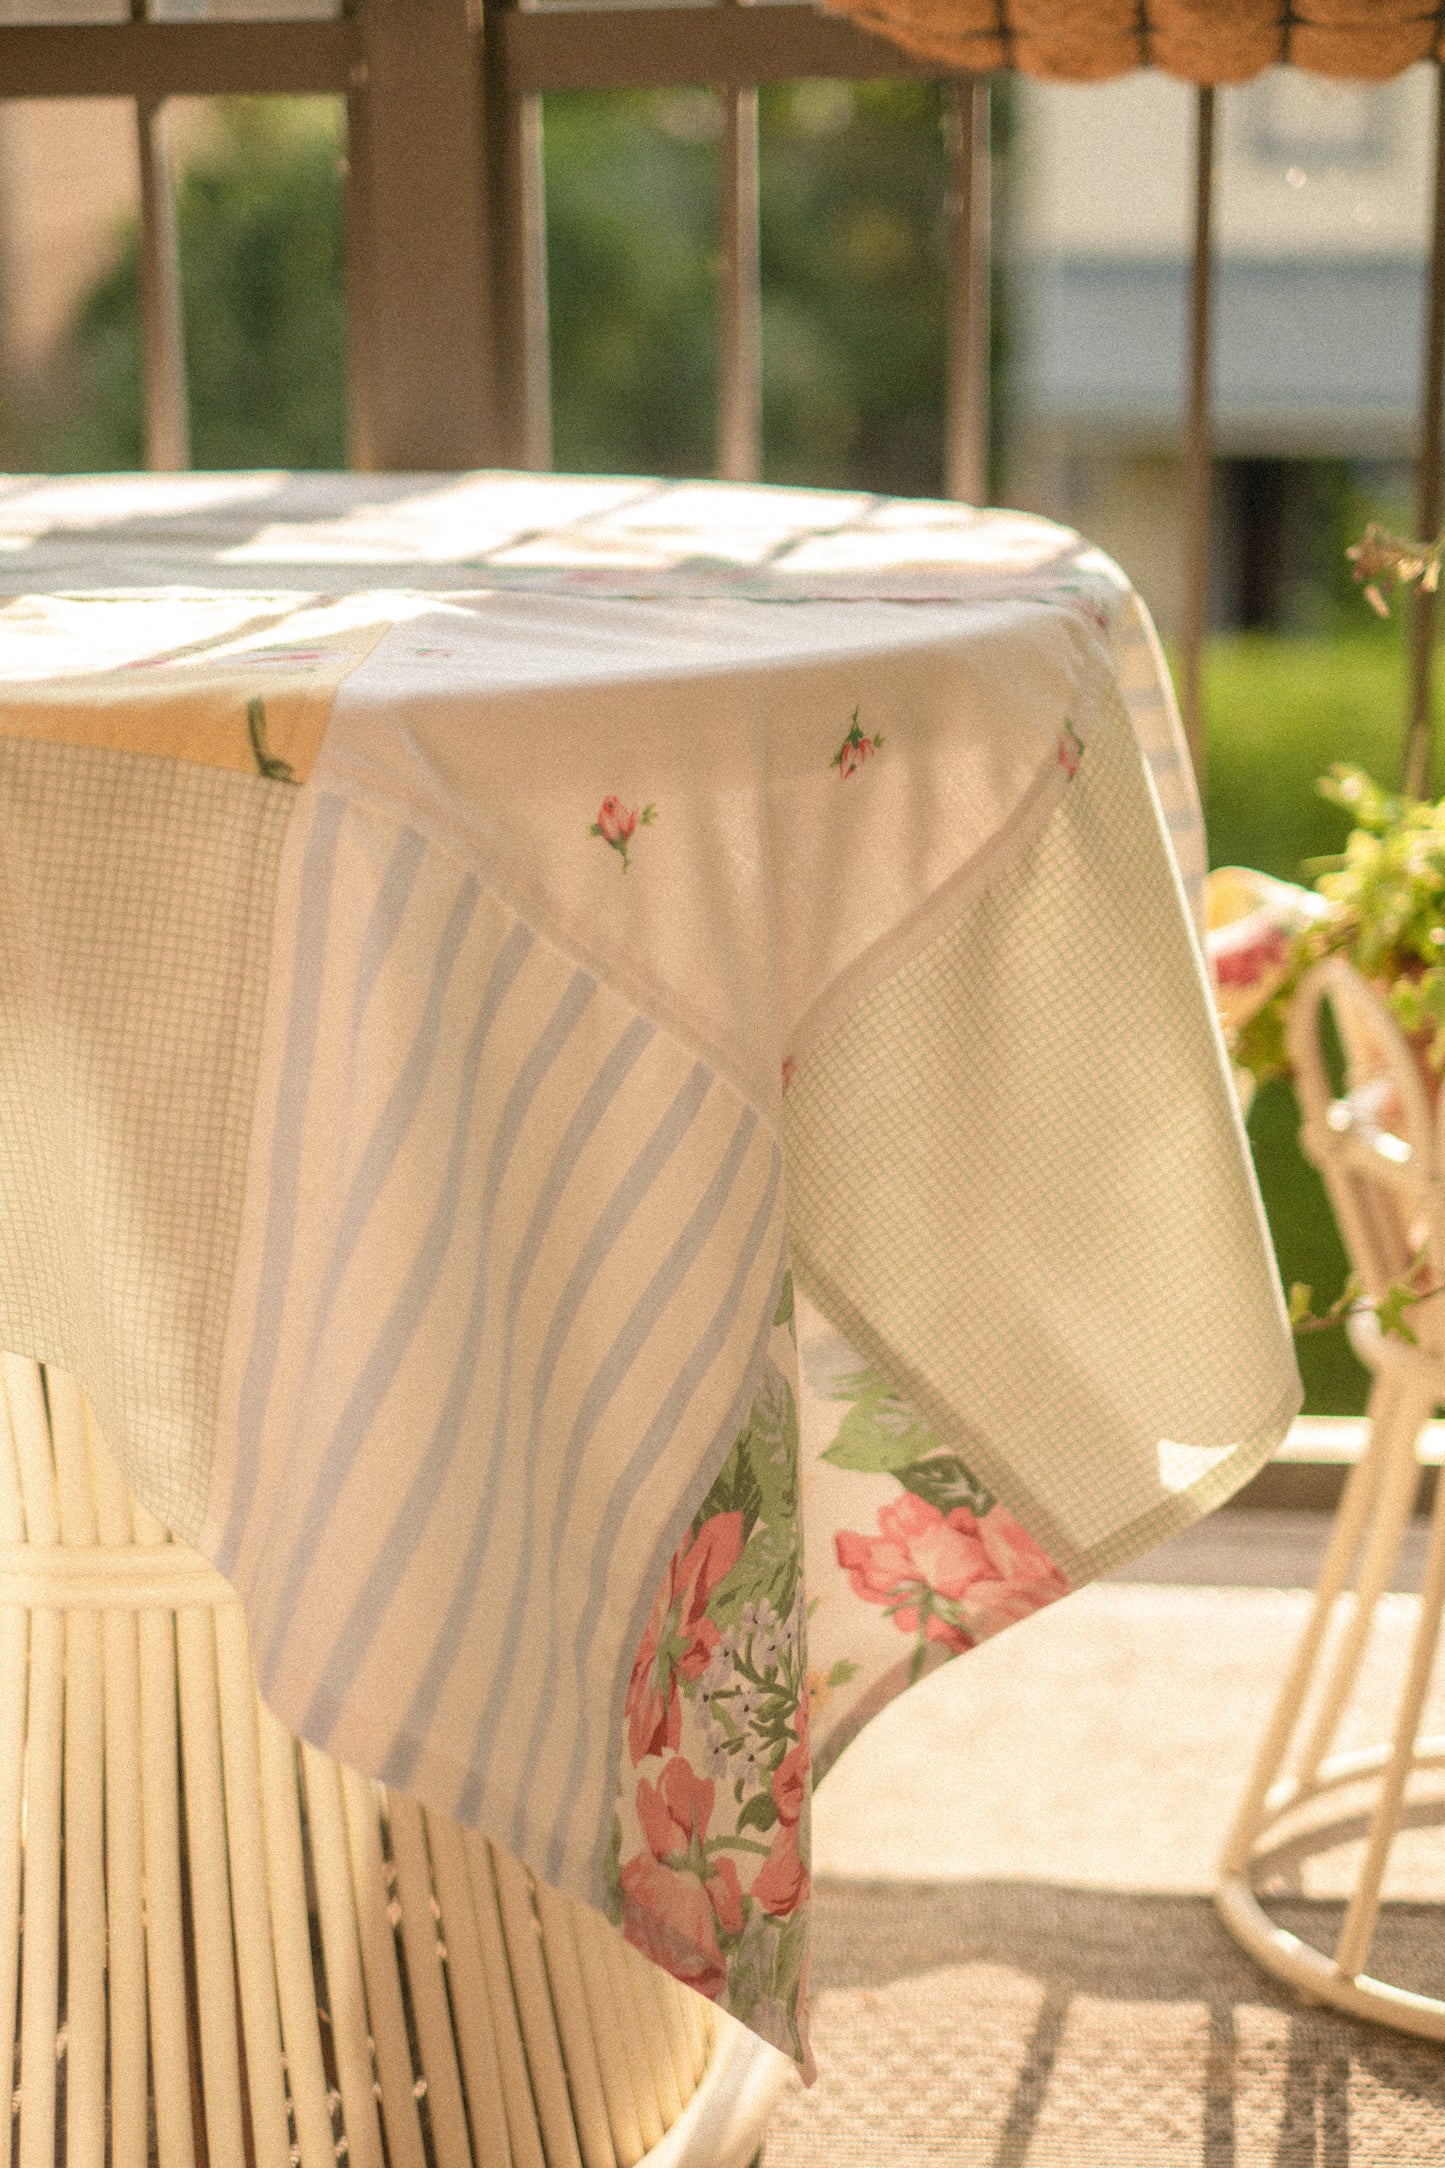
xmin=1210 ymin=922 xmax=1289 ymax=991
xmin=620 ymin=1757 xmax=743 ymax=1997
xmin=835 ymin=1493 xmax=1067 ymax=1653
xmin=625 ymin=1511 xmax=744 ymax=1764
xmin=591 ymin=793 xmax=657 ymax=868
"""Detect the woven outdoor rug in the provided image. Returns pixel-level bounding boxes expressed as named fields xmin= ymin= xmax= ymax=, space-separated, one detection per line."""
xmin=763 ymin=1877 xmax=1445 ymax=2167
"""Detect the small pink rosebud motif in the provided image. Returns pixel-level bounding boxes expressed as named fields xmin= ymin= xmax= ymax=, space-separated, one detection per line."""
xmin=781 ymin=1056 xmax=798 ymax=1094
xmin=591 ymin=794 xmax=657 ymax=869
xmin=597 ymin=796 xmax=633 ymax=845
xmin=1057 ymin=720 xmax=1083 ymax=780
xmin=831 ymin=708 xmax=884 ymax=780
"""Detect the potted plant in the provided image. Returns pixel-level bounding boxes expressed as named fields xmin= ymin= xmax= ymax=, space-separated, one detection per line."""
xmin=1208 ymin=522 xmax=1445 ymax=1344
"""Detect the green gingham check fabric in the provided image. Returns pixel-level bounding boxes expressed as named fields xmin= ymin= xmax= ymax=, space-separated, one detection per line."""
xmin=0 ymin=736 xmax=289 ymax=1538
xmin=784 ymin=648 xmax=1299 ymax=1589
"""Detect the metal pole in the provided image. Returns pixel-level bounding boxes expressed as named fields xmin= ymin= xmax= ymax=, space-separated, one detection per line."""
xmin=1404 ymin=62 xmax=1445 ymax=799
xmin=135 ymin=92 xmax=189 ymax=472
xmin=944 ymin=75 xmax=990 ymax=506
xmin=717 ymin=81 xmax=761 ymax=482
xmin=508 ymin=91 xmax=552 ymax=472
xmin=1180 ymin=85 xmax=1215 ymax=788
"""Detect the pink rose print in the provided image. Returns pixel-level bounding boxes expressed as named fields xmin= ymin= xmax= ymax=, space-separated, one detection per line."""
xmin=1057 ymin=720 xmax=1083 ymax=780
xmin=620 ymin=1855 xmax=730 ymax=1999
xmin=831 ymin=708 xmax=885 ymax=779
xmin=620 ymin=1757 xmax=744 ymax=1997
xmin=836 ymin=1493 xmax=1068 ymax=1655
xmin=625 ymin=1512 xmax=744 ymax=1764
xmin=590 ymin=793 xmax=657 ymax=869
xmin=752 ymin=1819 xmax=809 ymax=1919
xmin=752 ymin=1716 xmax=811 ymax=1919
xmin=781 ymin=1055 xmax=798 ymax=1094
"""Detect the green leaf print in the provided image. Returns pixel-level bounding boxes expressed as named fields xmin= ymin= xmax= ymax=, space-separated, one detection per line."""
xmin=773 ymin=1270 xmax=796 ymax=1338
xmin=820 ymin=1369 xmax=943 ymax=1473
xmin=895 ymin=1454 xmax=995 ymax=1518
xmin=708 ymin=1518 xmax=797 ymax=1634
xmin=694 ymin=1439 xmax=764 ymax=1549
xmin=603 ymin=1813 xmax=623 ymax=1923
xmin=737 ymin=1789 xmax=779 ymax=1836
xmin=746 ymin=1364 xmax=799 ymax=1532
xmin=247 ymin=695 xmax=297 ymax=783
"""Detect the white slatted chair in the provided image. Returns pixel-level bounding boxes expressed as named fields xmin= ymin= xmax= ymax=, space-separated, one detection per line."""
xmin=1217 ymin=957 xmax=1445 ymax=2038
xmin=0 ymin=1354 xmax=786 ymax=2168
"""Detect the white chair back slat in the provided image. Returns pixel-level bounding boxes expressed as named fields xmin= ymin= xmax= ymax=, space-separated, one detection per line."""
xmin=460 ymin=1830 xmax=550 ymax=2168
xmin=45 ymin=1372 xmax=95 ymax=1550
xmin=45 ymin=1375 xmax=107 ymax=2168
xmin=489 ymin=1846 xmax=587 ymax=2168
xmin=300 ymin=1743 xmax=388 ymax=2168
xmin=86 ymin=1408 xmax=149 ymax=2168
xmin=0 ymin=1375 xmax=29 ymax=2167
xmin=0 ymin=1363 xmax=27 ymax=1547
xmin=87 ymin=1410 xmax=135 ymax=1549
xmin=16 ymin=1599 xmax=61 ymax=2168
xmin=2 ymin=1361 xmax=57 ymax=1549
xmin=606 ymin=1933 xmax=680 ymax=2133
xmin=599 ymin=1934 xmax=667 ymax=2151
xmin=425 ymin=1813 xmax=516 ymax=2168
xmin=388 ymin=1795 xmax=475 ymax=2168
xmin=61 ymin=1602 xmax=106 ymax=2168
xmin=94 ymin=1415 xmax=150 ymax=2168
xmin=628 ymin=1954 xmax=693 ymax=2114
xmin=567 ymin=1894 xmax=644 ymax=2166
xmin=254 ymin=1705 xmax=343 ymax=2168
xmin=4 ymin=1363 xmax=60 ymax=2168
xmin=531 ymin=1880 xmax=621 ymax=2168
xmin=213 ymin=1605 xmax=295 ymax=2168
xmin=175 ymin=1607 xmax=249 ymax=2168
xmin=338 ymin=1763 xmax=430 ymax=2168
xmin=675 ymin=1971 xmax=709 ymax=2088
xmin=1288 ymin=961 xmax=1445 ymax=1318
xmin=138 ymin=1604 xmax=199 ymax=2168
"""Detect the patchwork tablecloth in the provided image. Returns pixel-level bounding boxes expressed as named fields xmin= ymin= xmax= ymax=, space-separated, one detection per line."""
xmin=0 ymin=470 xmax=1299 ymax=2071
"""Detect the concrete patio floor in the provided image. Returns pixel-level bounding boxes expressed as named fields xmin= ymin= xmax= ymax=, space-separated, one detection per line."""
xmin=762 ymin=1509 xmax=1445 ymax=2166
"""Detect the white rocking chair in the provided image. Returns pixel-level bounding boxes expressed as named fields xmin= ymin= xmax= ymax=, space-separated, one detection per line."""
xmin=1217 ymin=957 xmax=1445 ymax=2038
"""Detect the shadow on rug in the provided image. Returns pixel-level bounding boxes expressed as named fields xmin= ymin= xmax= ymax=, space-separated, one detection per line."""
xmin=762 ymin=1879 xmax=1445 ymax=2167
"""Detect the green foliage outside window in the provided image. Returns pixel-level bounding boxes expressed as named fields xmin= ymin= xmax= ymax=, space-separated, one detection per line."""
xmin=50 ymin=99 xmax=347 ymax=473
xmin=48 ymin=84 xmax=969 ymax=496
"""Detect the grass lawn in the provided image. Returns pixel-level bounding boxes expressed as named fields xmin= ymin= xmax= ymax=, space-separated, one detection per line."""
xmin=1202 ymin=625 xmax=1432 ymax=1414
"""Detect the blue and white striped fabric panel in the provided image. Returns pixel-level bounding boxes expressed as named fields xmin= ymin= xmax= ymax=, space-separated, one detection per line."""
xmin=1108 ymin=590 xmax=1207 ymax=933
xmin=205 ymin=785 xmax=786 ymax=1895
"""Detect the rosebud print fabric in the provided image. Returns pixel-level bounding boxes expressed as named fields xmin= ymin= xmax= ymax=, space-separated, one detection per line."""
xmin=0 ymin=472 xmax=1300 ymax=2076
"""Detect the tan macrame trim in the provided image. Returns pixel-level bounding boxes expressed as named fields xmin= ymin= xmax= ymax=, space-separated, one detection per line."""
xmin=821 ymin=0 xmax=1443 ymax=84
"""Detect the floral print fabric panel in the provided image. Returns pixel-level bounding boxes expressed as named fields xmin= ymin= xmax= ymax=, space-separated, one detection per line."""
xmin=609 ymin=1278 xmax=812 ymax=2067
xmin=606 ymin=1274 xmax=1072 ymax=2073
xmin=797 ymin=1285 xmax=1071 ymax=1782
